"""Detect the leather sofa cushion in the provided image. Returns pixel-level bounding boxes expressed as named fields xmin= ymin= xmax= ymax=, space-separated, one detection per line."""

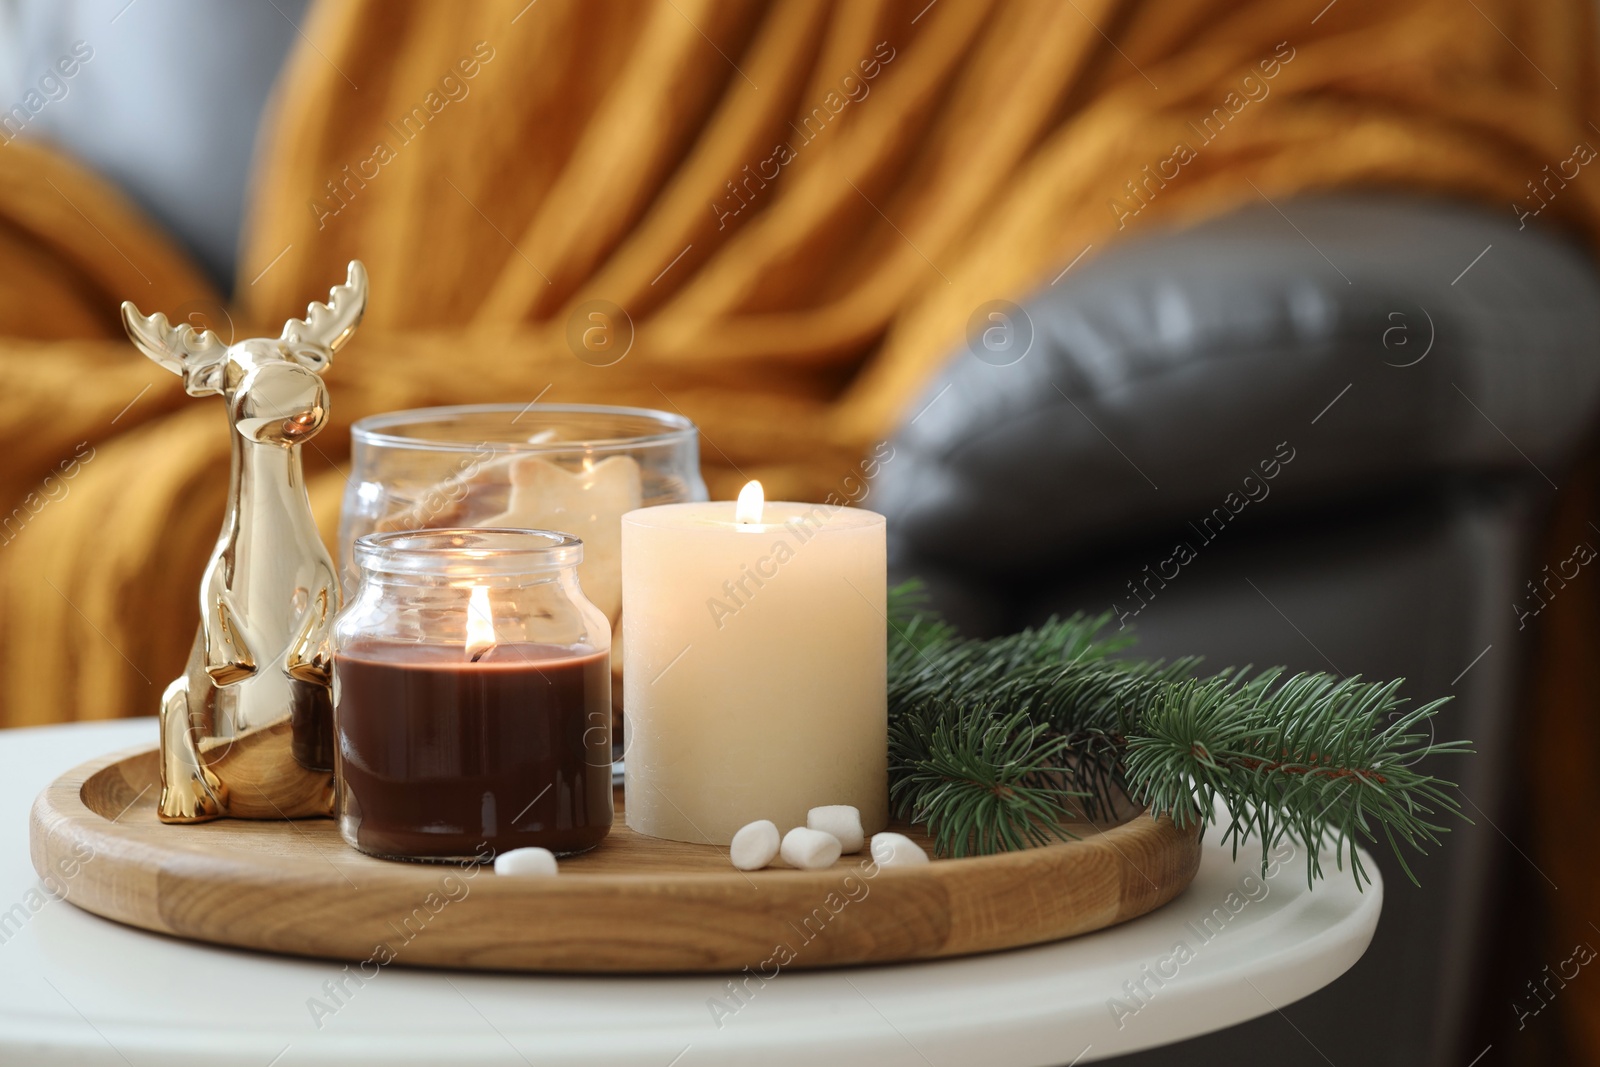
xmin=879 ymin=195 xmax=1600 ymax=573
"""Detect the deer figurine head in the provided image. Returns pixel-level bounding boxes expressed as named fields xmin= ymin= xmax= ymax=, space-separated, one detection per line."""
xmin=124 ymin=261 xmax=367 ymax=823
xmin=122 ymin=260 xmax=365 ymax=445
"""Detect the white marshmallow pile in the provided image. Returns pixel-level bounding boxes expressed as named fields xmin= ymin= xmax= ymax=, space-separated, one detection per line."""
xmin=729 ymin=805 xmax=931 ymax=871
xmin=869 ymin=832 xmax=930 ymax=868
xmin=730 ymin=820 xmax=781 ymax=871
xmin=779 ymin=827 xmax=842 ymax=870
xmin=806 ymin=805 xmax=864 ymax=853
xmin=494 ymin=847 xmax=559 ymax=877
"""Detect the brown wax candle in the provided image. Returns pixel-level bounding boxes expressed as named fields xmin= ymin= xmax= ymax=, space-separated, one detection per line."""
xmin=334 ymin=639 xmax=612 ymax=860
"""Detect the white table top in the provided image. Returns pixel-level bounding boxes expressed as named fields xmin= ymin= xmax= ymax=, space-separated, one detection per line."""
xmin=0 ymin=719 xmax=1380 ymax=1066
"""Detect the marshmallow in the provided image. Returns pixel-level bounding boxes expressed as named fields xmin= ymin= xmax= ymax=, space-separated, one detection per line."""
xmin=494 ymin=847 xmax=559 ymax=877
xmin=806 ymin=805 xmax=864 ymax=854
xmin=730 ymin=820 xmax=781 ymax=871
xmin=870 ymin=832 xmax=930 ymax=868
xmin=780 ymin=827 xmax=842 ymax=870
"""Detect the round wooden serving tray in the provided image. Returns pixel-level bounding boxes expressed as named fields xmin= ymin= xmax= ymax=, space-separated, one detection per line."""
xmin=30 ymin=744 xmax=1202 ymax=973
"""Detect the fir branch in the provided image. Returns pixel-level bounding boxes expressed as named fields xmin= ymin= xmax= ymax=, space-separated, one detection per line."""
xmin=988 ymin=657 xmax=1201 ymax=820
xmin=890 ymin=609 xmax=1134 ymax=714
xmin=1123 ymin=671 xmax=1470 ymax=888
xmin=883 ymin=582 xmax=1471 ymax=888
xmin=889 ymin=700 xmax=1082 ymax=857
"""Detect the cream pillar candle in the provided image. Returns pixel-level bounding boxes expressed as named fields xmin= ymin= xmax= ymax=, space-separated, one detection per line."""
xmin=621 ymin=482 xmax=886 ymax=845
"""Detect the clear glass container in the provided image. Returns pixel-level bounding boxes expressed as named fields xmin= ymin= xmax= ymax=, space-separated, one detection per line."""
xmin=338 ymin=403 xmax=707 ymax=606
xmin=332 ymin=528 xmax=613 ymax=862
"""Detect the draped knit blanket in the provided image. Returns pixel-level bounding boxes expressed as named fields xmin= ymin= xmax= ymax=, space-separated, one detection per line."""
xmin=2 ymin=0 xmax=1600 ymax=1054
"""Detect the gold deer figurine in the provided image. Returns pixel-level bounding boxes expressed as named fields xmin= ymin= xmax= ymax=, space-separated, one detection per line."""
xmin=122 ymin=262 xmax=367 ymax=823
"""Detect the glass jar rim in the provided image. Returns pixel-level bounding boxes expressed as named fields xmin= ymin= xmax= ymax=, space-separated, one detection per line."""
xmin=353 ymin=528 xmax=583 ymax=577
xmin=350 ymin=403 xmax=697 ymax=454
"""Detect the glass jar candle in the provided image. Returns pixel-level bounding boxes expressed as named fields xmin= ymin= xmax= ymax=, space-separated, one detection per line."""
xmin=332 ymin=528 xmax=613 ymax=862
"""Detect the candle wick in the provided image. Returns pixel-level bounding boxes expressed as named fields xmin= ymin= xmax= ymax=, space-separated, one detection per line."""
xmin=469 ymin=645 xmax=492 ymax=663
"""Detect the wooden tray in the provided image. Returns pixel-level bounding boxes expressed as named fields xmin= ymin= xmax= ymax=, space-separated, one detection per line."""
xmin=29 ymin=744 xmax=1202 ymax=973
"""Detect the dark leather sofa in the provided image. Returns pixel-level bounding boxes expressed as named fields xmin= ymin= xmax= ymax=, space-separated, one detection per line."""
xmin=879 ymin=193 xmax=1600 ymax=1065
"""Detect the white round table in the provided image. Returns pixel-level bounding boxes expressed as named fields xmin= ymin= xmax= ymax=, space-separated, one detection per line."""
xmin=0 ymin=720 xmax=1380 ymax=1066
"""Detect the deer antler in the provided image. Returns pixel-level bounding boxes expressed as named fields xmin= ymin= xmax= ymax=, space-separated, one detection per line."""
xmin=121 ymin=303 xmax=230 ymax=395
xmin=280 ymin=260 xmax=367 ymax=357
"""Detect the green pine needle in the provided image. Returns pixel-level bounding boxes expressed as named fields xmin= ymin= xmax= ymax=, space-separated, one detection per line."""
xmin=885 ymin=582 xmax=1470 ymax=889
xmin=890 ymin=701 xmax=1081 ymax=857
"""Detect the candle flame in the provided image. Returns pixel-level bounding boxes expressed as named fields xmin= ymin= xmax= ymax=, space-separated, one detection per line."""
xmin=465 ymin=584 xmax=496 ymax=662
xmin=735 ymin=480 xmax=765 ymax=524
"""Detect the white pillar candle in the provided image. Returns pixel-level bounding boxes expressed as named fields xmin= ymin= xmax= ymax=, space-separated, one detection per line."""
xmin=621 ymin=482 xmax=887 ymax=845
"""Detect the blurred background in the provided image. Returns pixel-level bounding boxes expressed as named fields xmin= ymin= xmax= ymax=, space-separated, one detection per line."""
xmin=1 ymin=1 xmax=1598 ymax=1064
